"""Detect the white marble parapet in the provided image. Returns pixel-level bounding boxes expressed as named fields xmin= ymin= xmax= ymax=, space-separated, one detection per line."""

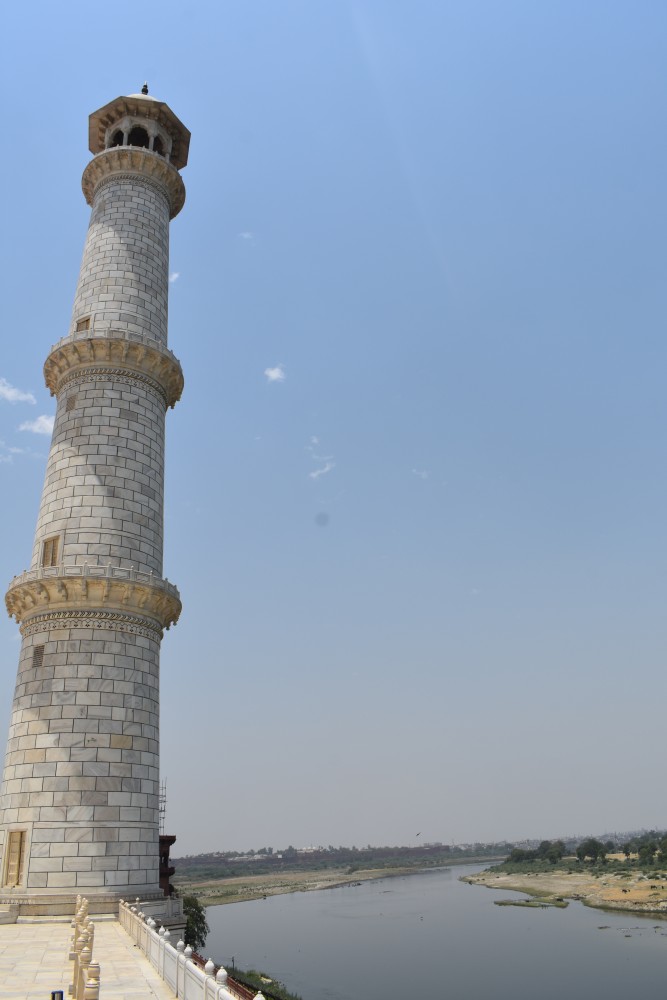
xmin=7 ymin=563 xmax=179 ymax=599
xmin=48 ymin=325 xmax=178 ymax=356
xmin=118 ymin=899 xmax=263 ymax=1000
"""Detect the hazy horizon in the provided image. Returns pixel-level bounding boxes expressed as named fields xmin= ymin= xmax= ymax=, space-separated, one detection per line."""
xmin=1 ymin=0 xmax=666 ymax=855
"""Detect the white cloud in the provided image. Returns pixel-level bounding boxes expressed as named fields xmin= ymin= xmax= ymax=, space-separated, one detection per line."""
xmin=19 ymin=415 xmax=55 ymax=436
xmin=306 ymin=438 xmax=332 ymax=462
xmin=264 ymin=364 xmax=286 ymax=383
xmin=238 ymin=231 xmax=254 ymax=241
xmin=169 ymin=272 xmax=180 ymax=283
xmin=0 ymin=454 xmax=13 ymax=464
xmin=309 ymin=461 xmax=335 ymax=480
xmin=307 ymin=435 xmax=336 ymax=480
xmin=0 ymin=378 xmax=36 ymax=405
xmin=412 ymin=468 xmax=430 ymax=480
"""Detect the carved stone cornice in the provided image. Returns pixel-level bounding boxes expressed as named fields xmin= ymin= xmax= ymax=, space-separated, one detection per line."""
xmin=5 ymin=566 xmax=181 ymax=632
xmin=44 ymin=331 xmax=183 ymax=408
xmin=20 ymin=610 xmax=163 ymax=642
xmin=82 ymin=147 xmax=186 ymax=218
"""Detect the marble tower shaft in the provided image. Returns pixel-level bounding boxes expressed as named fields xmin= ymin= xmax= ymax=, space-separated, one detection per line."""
xmin=0 ymin=90 xmax=189 ymax=912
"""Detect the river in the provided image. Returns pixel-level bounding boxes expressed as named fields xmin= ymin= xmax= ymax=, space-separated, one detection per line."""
xmin=204 ymin=864 xmax=667 ymax=999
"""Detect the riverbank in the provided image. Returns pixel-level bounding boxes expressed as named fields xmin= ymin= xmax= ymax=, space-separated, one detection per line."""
xmin=176 ymin=858 xmax=498 ymax=906
xmin=463 ymin=868 xmax=667 ymax=914
xmin=179 ymin=865 xmax=444 ymax=906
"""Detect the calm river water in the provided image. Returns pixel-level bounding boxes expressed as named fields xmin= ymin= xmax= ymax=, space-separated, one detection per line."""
xmin=205 ymin=864 xmax=667 ymax=1000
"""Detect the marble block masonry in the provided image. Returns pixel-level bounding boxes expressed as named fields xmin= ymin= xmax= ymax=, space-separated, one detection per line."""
xmin=0 ymin=87 xmax=190 ymax=916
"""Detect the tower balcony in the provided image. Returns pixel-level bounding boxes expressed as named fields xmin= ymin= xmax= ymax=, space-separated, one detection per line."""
xmin=44 ymin=328 xmax=184 ymax=408
xmin=82 ymin=146 xmax=186 ymax=218
xmin=5 ymin=563 xmax=181 ymax=632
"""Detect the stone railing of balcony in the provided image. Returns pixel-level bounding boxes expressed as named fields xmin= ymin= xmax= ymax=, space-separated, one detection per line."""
xmin=8 ymin=563 xmax=179 ymax=599
xmin=118 ymin=900 xmax=265 ymax=1000
xmin=50 ymin=325 xmax=176 ymax=358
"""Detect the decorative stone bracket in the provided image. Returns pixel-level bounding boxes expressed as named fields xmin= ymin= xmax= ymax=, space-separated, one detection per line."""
xmin=44 ymin=331 xmax=184 ymax=408
xmin=5 ymin=565 xmax=181 ymax=631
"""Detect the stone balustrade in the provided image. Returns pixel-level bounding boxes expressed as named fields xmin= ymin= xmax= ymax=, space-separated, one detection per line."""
xmin=8 ymin=561 xmax=179 ymax=597
xmin=119 ymin=899 xmax=266 ymax=1000
xmin=49 ymin=324 xmax=181 ymax=359
xmin=68 ymin=896 xmax=100 ymax=1000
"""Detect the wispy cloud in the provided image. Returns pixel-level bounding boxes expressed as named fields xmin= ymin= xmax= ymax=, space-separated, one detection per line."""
xmin=19 ymin=415 xmax=54 ymax=436
xmin=0 ymin=378 xmax=36 ymax=405
xmin=307 ymin=435 xmax=336 ymax=480
xmin=169 ymin=272 xmax=180 ymax=283
xmin=309 ymin=460 xmax=335 ymax=480
xmin=264 ymin=364 xmax=286 ymax=383
xmin=238 ymin=231 xmax=254 ymax=241
xmin=306 ymin=438 xmax=333 ymax=462
xmin=412 ymin=468 xmax=430 ymax=480
xmin=0 ymin=439 xmax=27 ymax=465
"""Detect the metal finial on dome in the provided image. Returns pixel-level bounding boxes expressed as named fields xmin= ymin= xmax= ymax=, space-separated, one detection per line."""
xmin=141 ymin=82 xmax=149 ymax=95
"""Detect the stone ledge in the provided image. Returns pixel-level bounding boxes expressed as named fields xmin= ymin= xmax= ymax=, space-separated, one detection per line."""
xmin=0 ymin=888 xmax=166 ymax=918
xmin=82 ymin=147 xmax=185 ymax=218
xmin=44 ymin=333 xmax=183 ymax=408
xmin=5 ymin=566 xmax=181 ymax=632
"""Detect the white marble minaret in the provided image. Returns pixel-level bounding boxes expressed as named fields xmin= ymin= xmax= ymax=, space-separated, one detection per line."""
xmin=0 ymin=88 xmax=189 ymax=915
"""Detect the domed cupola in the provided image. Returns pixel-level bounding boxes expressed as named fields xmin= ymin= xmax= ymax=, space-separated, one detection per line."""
xmin=87 ymin=83 xmax=190 ymax=168
xmin=82 ymin=84 xmax=190 ymax=219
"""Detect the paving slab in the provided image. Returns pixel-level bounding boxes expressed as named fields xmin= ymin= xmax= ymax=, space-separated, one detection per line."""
xmin=0 ymin=919 xmax=175 ymax=999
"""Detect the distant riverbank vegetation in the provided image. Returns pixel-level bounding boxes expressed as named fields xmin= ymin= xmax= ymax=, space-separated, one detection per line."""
xmin=492 ymin=831 xmax=667 ymax=877
xmin=172 ymin=841 xmax=509 ymax=883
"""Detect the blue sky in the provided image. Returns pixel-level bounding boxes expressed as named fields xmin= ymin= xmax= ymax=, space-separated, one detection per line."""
xmin=1 ymin=1 xmax=666 ymax=852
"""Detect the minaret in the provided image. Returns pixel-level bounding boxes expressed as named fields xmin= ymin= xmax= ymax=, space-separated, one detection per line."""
xmin=0 ymin=88 xmax=189 ymax=915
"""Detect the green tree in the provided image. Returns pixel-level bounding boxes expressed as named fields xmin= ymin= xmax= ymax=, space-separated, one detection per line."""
xmin=183 ymin=894 xmax=209 ymax=951
xmin=576 ymin=838 xmax=606 ymax=863
xmin=637 ymin=841 xmax=657 ymax=866
xmin=545 ymin=840 xmax=566 ymax=864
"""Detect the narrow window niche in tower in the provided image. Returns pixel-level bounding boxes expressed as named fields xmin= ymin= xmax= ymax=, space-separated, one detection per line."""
xmin=110 ymin=129 xmax=124 ymax=148
xmin=128 ymin=125 xmax=149 ymax=149
xmin=3 ymin=830 xmax=26 ymax=887
xmin=66 ymin=393 xmax=78 ymax=412
xmin=153 ymin=135 xmax=164 ymax=156
xmin=75 ymin=316 xmax=91 ymax=333
xmin=41 ymin=535 xmax=60 ymax=567
xmin=32 ymin=645 xmax=45 ymax=670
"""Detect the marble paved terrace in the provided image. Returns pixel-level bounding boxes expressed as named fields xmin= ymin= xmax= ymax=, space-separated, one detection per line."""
xmin=0 ymin=919 xmax=175 ymax=1000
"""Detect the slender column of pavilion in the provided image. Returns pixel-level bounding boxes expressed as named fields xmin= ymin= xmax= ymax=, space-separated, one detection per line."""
xmin=0 ymin=88 xmax=189 ymax=915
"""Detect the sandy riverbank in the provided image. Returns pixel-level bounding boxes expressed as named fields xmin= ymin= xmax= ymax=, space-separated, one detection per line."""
xmin=463 ymin=868 xmax=667 ymax=915
xmin=177 ymin=865 xmax=427 ymax=906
